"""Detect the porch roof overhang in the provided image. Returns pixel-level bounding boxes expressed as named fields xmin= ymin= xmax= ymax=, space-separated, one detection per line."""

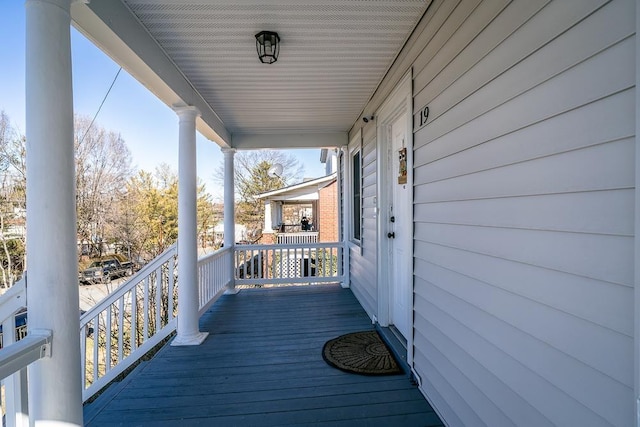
xmin=69 ymin=0 xmax=431 ymax=149
xmin=256 ymin=172 xmax=336 ymax=200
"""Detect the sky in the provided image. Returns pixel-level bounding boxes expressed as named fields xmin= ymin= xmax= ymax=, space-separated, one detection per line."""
xmin=0 ymin=2 xmax=325 ymax=201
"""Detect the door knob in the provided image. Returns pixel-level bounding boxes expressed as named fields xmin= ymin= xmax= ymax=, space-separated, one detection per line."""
xmin=387 ymin=232 xmax=395 ymax=238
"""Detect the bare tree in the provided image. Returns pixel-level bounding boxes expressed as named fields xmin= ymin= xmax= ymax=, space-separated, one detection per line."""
xmin=109 ymin=188 xmax=139 ymax=261
xmin=214 ymin=150 xmax=304 ymax=240
xmin=0 ymin=112 xmax=26 ymax=287
xmin=74 ymin=115 xmax=133 ymax=257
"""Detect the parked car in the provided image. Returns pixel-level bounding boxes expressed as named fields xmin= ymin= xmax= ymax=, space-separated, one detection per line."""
xmin=80 ymin=258 xmax=134 ymax=285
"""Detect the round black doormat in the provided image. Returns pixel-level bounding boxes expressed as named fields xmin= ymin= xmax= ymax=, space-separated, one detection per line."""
xmin=322 ymin=330 xmax=402 ymax=375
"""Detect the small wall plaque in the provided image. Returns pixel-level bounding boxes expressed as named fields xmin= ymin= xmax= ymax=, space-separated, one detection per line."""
xmin=398 ymin=147 xmax=407 ymax=184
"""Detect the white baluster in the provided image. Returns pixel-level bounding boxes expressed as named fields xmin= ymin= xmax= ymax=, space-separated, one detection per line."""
xmin=118 ymin=297 xmax=124 ymax=362
xmin=143 ymin=277 xmax=150 ymax=341
xmin=106 ymin=308 xmax=112 ymax=372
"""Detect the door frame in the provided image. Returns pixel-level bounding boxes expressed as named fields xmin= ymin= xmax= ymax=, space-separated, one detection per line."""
xmin=376 ymin=70 xmax=414 ymax=366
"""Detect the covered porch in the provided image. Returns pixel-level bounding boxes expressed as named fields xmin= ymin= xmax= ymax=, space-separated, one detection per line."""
xmin=83 ymin=285 xmax=443 ymax=426
xmin=3 ymin=0 xmax=639 ymax=426
xmin=1 ymin=1 xmax=430 ymax=424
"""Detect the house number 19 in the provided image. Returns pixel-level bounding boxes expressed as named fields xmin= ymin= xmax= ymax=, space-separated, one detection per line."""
xmin=419 ymin=106 xmax=429 ymax=127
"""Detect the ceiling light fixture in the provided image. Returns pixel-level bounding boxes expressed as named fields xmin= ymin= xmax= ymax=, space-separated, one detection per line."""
xmin=255 ymin=31 xmax=280 ymax=64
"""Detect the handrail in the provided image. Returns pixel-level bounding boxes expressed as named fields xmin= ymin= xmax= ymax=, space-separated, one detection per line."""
xmin=0 ymin=330 xmax=51 ymax=380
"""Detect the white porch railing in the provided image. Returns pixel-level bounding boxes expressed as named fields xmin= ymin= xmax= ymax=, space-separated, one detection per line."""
xmin=235 ymin=242 xmax=345 ymax=286
xmin=80 ymin=244 xmax=179 ymax=401
xmin=276 ymin=231 xmax=319 ymax=244
xmin=1 ymin=240 xmax=339 ymax=417
xmin=79 ymin=244 xmax=232 ymax=402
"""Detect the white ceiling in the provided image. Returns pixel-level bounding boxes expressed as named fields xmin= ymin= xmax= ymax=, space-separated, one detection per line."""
xmin=72 ymin=0 xmax=430 ymax=148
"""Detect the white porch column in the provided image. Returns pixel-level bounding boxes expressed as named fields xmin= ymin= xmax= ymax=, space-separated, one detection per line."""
xmin=263 ymin=200 xmax=273 ymax=231
xmin=275 ymin=202 xmax=283 ymax=227
xmin=172 ymin=106 xmax=208 ymax=346
xmin=339 ymin=146 xmax=350 ymax=288
xmin=25 ymin=0 xmax=83 ymax=424
xmin=222 ymin=148 xmax=238 ymax=293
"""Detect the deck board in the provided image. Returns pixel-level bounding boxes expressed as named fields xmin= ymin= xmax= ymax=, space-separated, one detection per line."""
xmin=84 ymin=285 xmax=444 ymax=426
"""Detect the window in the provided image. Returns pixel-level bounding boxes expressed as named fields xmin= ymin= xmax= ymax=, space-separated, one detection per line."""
xmin=351 ymin=150 xmax=361 ymax=242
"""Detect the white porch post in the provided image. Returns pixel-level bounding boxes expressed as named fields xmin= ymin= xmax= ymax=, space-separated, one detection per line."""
xmin=222 ymin=148 xmax=238 ymax=293
xmin=25 ymin=0 xmax=83 ymax=424
xmin=339 ymin=146 xmax=350 ymax=288
xmin=264 ymin=200 xmax=273 ymax=231
xmin=172 ymin=106 xmax=208 ymax=346
xmin=275 ymin=202 xmax=283 ymax=227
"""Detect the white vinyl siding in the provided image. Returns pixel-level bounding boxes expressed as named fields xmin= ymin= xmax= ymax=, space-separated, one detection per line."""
xmin=347 ymin=0 xmax=636 ymax=425
xmin=412 ymin=0 xmax=635 ymax=425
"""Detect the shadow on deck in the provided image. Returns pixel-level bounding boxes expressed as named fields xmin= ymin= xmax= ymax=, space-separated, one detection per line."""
xmin=84 ymin=285 xmax=444 ymax=426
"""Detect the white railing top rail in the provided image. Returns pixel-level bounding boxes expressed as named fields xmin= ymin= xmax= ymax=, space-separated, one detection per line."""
xmin=80 ymin=244 xmax=177 ymax=326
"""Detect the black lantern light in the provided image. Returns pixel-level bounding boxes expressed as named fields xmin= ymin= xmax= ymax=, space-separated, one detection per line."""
xmin=255 ymin=31 xmax=280 ymax=64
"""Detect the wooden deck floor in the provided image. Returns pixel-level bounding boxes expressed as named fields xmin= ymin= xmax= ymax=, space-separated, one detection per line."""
xmin=84 ymin=285 xmax=444 ymax=426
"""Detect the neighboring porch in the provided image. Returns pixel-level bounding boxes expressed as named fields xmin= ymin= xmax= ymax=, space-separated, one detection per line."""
xmin=83 ymin=285 xmax=443 ymax=426
xmin=257 ymin=173 xmax=339 ymax=245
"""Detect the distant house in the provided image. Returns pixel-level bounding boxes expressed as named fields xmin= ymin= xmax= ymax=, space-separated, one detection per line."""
xmin=212 ymin=223 xmax=248 ymax=244
xmin=256 ymin=172 xmax=338 ymax=244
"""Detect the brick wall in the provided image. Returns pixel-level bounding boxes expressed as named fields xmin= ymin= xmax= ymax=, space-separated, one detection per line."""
xmin=318 ymin=179 xmax=338 ymax=242
xmin=258 ymin=232 xmax=276 ymax=245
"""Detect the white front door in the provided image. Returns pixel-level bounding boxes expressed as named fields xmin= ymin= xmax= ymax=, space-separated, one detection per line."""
xmin=388 ymin=112 xmax=411 ymax=340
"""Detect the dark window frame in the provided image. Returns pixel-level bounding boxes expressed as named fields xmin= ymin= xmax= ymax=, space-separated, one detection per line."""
xmin=351 ymin=149 xmax=362 ymax=243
